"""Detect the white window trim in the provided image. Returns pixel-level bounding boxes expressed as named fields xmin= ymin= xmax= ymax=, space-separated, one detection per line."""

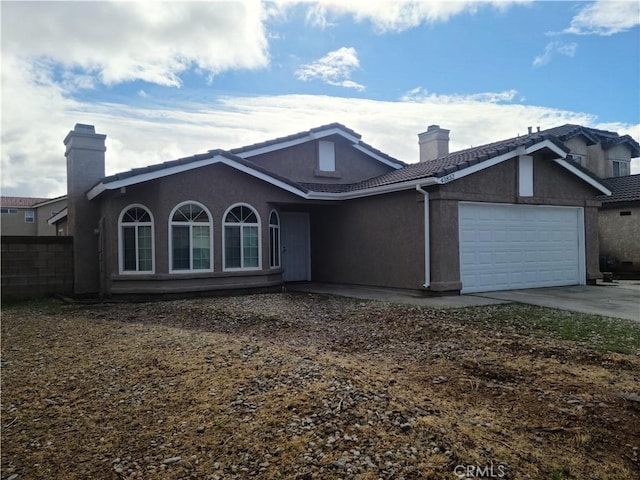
xmin=118 ymin=204 xmax=155 ymax=274
xmin=222 ymin=202 xmax=262 ymax=272
xmin=318 ymin=140 xmax=336 ymax=172
xmin=269 ymin=209 xmax=281 ymax=269
xmin=518 ymin=154 xmax=534 ymax=197
xmin=168 ymin=201 xmax=214 ymax=274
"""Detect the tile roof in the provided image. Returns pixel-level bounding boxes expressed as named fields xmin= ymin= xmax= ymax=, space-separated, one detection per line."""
xmin=1 ymin=196 xmax=51 ymax=207
xmin=100 ymin=151 xmax=222 ymax=184
xmin=540 ymin=124 xmax=640 ymax=156
xmin=341 ymin=132 xmax=568 ymax=192
xmin=93 ymin=122 xmax=617 ymax=198
xmin=230 ymin=122 xmax=360 ymax=155
xmin=230 ymin=122 xmax=405 ymax=167
xmin=97 ymin=150 xmax=309 ymax=194
xmin=598 ymin=174 xmax=640 ymax=204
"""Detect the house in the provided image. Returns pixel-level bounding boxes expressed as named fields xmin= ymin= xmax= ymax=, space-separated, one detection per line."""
xmin=1 ymin=196 xmax=67 ymax=236
xmin=58 ymin=122 xmax=624 ymax=297
xmin=597 ymin=174 xmax=640 ymax=277
xmin=540 ymin=124 xmax=638 ymax=179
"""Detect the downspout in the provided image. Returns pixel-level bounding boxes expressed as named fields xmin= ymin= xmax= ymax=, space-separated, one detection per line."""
xmin=415 ymin=184 xmax=430 ymax=288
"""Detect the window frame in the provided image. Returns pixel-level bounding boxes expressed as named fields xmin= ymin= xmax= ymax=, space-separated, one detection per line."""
xmin=118 ymin=204 xmax=155 ymax=274
xmin=222 ymin=203 xmax=262 ymax=271
xmin=318 ymin=140 xmax=336 ymax=172
xmin=612 ymin=160 xmax=629 ymax=177
xmin=24 ymin=209 xmax=35 ymax=223
xmin=168 ymin=201 xmax=214 ymax=274
xmin=269 ymin=210 xmax=281 ymax=269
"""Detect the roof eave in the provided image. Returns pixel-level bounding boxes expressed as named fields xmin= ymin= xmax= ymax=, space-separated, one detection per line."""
xmin=306 ymin=177 xmax=440 ymax=200
xmin=47 ymin=207 xmax=68 ymax=225
xmin=87 ymin=153 xmax=310 ymax=201
xmin=553 ymin=158 xmax=611 ymax=195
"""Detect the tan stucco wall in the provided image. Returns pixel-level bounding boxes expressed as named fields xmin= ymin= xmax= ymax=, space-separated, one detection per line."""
xmin=0 ymin=208 xmax=37 ymax=236
xmin=598 ymin=206 xmax=640 ymax=272
xmin=1 ymin=199 xmax=67 ymax=236
xmin=36 ymin=198 xmax=67 ymax=235
xmin=603 ymin=143 xmax=633 ymax=177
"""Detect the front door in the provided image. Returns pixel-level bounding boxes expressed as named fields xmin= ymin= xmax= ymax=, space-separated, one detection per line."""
xmin=281 ymin=212 xmax=310 ymax=282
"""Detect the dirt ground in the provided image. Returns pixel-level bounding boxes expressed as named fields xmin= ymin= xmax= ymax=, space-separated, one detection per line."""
xmin=2 ymin=293 xmax=639 ymax=479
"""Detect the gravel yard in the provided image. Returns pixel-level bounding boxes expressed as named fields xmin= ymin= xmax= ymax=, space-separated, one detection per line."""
xmin=2 ymin=292 xmax=639 ymax=479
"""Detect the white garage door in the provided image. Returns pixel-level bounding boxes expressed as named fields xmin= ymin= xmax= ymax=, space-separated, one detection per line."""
xmin=458 ymin=203 xmax=585 ymax=293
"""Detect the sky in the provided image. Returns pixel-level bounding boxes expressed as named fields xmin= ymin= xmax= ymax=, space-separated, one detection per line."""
xmin=1 ymin=0 xmax=639 ymax=198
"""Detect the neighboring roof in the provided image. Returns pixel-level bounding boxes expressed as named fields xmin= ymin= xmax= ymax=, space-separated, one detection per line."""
xmin=598 ymin=174 xmax=640 ymax=205
xmin=541 ymin=124 xmax=640 ymax=157
xmin=48 ymin=207 xmax=68 ymax=225
xmin=1 ymin=196 xmax=51 ymax=208
xmin=33 ymin=195 xmax=67 ymax=208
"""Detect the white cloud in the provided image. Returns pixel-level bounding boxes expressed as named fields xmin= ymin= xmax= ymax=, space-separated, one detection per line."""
xmin=533 ymin=41 xmax=578 ymax=67
xmin=4 ymin=67 xmax=638 ymax=199
xmin=1 ymin=1 xmax=270 ymax=88
xmin=295 ymin=47 xmax=365 ymax=91
xmin=401 ymin=87 xmax=519 ymax=104
xmin=563 ymin=0 xmax=640 ymax=36
xmin=298 ymin=0 xmax=530 ymax=33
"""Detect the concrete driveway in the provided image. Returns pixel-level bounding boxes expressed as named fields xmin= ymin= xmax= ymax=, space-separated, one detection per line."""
xmin=290 ymin=281 xmax=640 ymax=321
xmin=472 ymin=282 xmax=640 ymax=321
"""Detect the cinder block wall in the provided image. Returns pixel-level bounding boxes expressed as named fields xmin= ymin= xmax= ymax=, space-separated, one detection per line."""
xmin=1 ymin=236 xmax=74 ymax=300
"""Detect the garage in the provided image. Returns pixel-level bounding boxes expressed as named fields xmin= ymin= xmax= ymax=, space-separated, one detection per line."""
xmin=458 ymin=203 xmax=585 ymax=294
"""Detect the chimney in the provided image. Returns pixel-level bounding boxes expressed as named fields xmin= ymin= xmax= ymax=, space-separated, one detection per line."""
xmin=418 ymin=125 xmax=450 ymax=162
xmin=64 ymin=124 xmax=106 ymax=296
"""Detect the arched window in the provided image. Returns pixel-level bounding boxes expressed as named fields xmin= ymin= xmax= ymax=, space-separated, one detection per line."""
xmin=223 ymin=204 xmax=261 ymax=270
xmin=269 ymin=210 xmax=280 ymax=268
xmin=169 ymin=202 xmax=212 ymax=272
xmin=119 ymin=205 xmax=154 ymax=273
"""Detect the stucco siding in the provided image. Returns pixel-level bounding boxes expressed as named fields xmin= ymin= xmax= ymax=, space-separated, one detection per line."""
xmin=598 ymin=206 xmax=640 ymax=273
xmin=311 ymin=190 xmax=424 ymax=289
xmin=248 ymin=138 xmax=393 ymax=184
xmin=1 ymin=208 xmax=37 ymax=236
xmin=99 ymin=163 xmax=303 ymax=294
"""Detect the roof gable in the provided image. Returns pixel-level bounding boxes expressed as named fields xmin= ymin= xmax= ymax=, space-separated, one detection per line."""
xmin=230 ymin=123 xmax=405 ymax=169
xmin=87 ymin=151 xmax=309 ymax=200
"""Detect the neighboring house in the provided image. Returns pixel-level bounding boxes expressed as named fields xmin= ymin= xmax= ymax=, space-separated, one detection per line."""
xmin=541 ymin=124 xmax=638 ymax=179
xmin=1 ymin=196 xmax=67 ymax=236
xmin=56 ymin=122 xmax=626 ymax=297
xmin=597 ymin=174 xmax=640 ymax=277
